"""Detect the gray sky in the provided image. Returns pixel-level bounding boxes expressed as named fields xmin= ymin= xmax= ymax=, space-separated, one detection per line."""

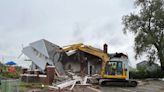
xmin=0 ymin=0 xmax=140 ymax=67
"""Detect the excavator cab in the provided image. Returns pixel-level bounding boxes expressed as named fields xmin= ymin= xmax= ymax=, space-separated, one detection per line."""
xmin=104 ymin=57 xmax=129 ymax=80
xmin=105 ymin=61 xmax=123 ymax=76
xmin=100 ymin=54 xmax=137 ymax=87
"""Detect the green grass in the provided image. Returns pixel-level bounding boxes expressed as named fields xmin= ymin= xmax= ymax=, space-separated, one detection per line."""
xmin=19 ymin=82 xmax=48 ymax=92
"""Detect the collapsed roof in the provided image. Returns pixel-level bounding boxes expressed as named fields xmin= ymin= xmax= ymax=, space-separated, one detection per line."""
xmin=22 ymin=39 xmax=68 ymax=75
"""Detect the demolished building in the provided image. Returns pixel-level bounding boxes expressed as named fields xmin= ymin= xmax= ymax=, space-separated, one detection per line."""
xmin=21 ymin=39 xmax=129 ymax=87
xmin=22 ymin=39 xmax=104 ymax=77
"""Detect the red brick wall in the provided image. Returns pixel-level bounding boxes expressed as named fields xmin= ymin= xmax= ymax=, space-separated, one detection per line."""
xmin=46 ymin=66 xmax=55 ymax=85
xmin=21 ymin=66 xmax=55 ymax=85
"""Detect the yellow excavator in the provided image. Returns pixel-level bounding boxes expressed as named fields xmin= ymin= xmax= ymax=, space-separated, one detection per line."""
xmin=59 ymin=43 xmax=138 ymax=87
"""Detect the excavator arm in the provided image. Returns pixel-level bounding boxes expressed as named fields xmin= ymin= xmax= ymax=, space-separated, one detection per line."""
xmin=59 ymin=43 xmax=138 ymax=87
xmin=61 ymin=43 xmax=83 ymax=52
xmin=60 ymin=43 xmax=110 ymax=76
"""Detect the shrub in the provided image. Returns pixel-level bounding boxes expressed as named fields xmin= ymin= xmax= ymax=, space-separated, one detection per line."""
xmin=129 ymin=69 xmax=164 ymax=79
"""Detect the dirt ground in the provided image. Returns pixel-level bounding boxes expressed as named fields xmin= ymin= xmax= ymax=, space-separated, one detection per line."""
xmin=26 ymin=86 xmax=99 ymax=92
xmin=26 ymin=80 xmax=164 ymax=92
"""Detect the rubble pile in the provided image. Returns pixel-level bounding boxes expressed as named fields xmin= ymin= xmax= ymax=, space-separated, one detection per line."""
xmin=21 ymin=39 xmax=100 ymax=91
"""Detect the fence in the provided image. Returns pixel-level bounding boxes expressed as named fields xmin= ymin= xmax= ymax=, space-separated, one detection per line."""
xmin=0 ymin=79 xmax=20 ymax=92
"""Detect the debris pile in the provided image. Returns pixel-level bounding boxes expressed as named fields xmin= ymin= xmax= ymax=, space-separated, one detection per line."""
xmin=21 ymin=39 xmax=137 ymax=90
xmin=21 ymin=39 xmax=100 ymax=90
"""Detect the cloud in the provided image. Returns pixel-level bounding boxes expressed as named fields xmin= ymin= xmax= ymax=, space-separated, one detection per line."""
xmin=0 ymin=0 xmax=139 ymax=67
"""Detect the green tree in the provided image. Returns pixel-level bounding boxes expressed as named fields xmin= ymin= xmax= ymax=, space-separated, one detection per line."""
xmin=122 ymin=0 xmax=164 ymax=70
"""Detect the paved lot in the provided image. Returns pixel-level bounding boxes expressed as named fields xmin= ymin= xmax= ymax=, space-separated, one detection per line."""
xmin=100 ymin=80 xmax=164 ymax=92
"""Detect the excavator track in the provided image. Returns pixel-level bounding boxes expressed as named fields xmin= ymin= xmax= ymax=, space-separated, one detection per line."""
xmin=99 ymin=79 xmax=138 ymax=87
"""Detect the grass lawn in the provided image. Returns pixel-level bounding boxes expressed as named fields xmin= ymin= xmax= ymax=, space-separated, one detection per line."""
xmin=19 ymin=82 xmax=48 ymax=92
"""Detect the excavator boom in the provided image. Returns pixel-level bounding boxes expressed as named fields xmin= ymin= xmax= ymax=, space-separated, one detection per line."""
xmin=59 ymin=43 xmax=138 ymax=87
xmin=60 ymin=43 xmax=110 ymax=76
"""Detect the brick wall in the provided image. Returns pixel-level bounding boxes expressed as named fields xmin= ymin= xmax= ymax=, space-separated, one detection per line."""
xmin=46 ymin=66 xmax=55 ymax=85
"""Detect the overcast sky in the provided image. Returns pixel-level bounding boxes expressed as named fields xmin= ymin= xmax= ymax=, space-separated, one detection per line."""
xmin=0 ymin=0 xmax=141 ymax=67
